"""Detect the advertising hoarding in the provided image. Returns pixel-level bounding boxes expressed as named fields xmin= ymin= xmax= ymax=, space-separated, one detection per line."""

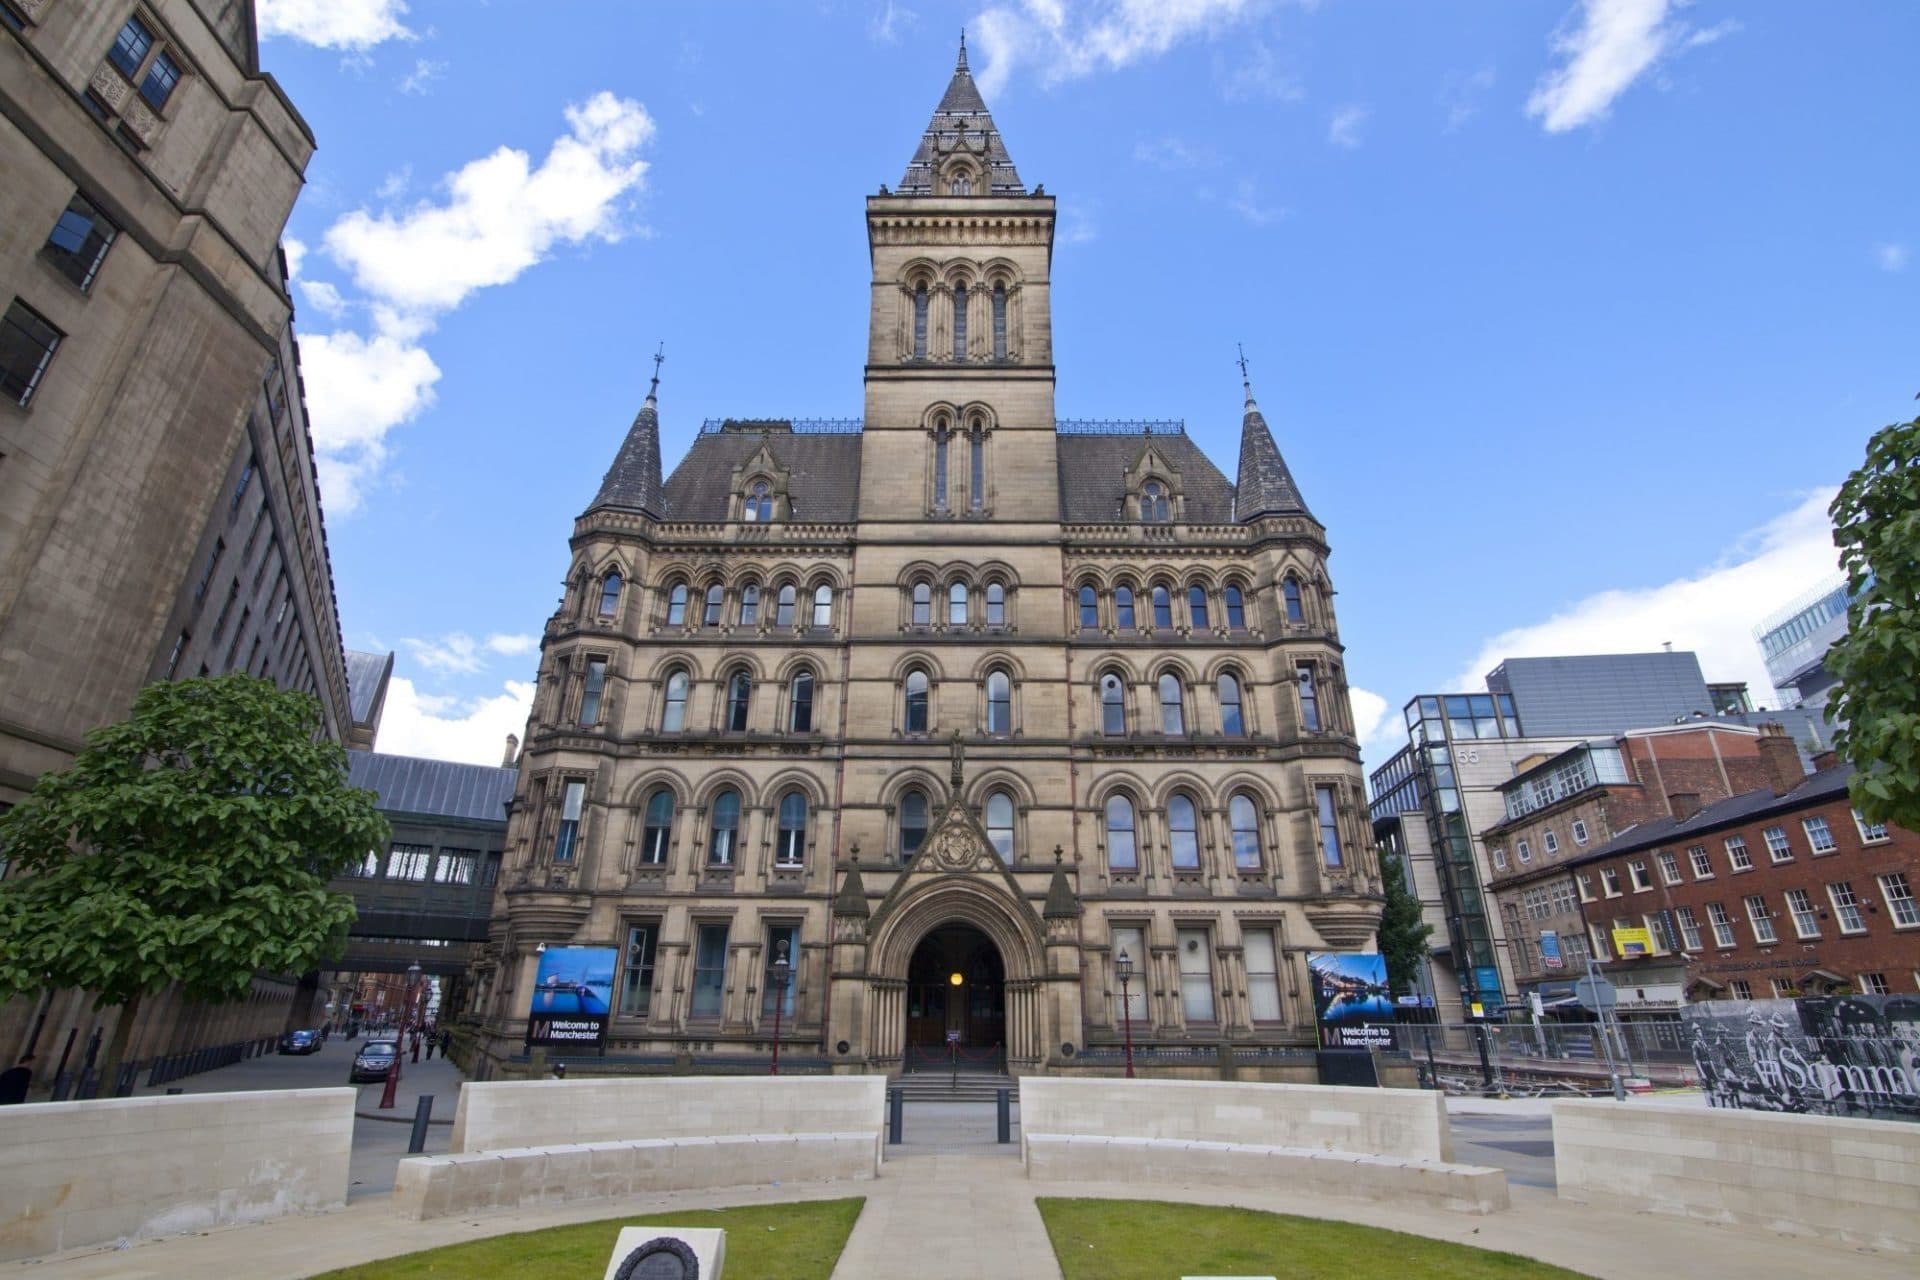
xmin=1307 ymin=952 xmax=1396 ymax=1049
xmin=526 ymin=946 xmax=617 ymax=1051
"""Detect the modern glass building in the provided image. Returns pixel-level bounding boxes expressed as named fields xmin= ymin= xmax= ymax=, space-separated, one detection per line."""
xmin=1755 ymin=574 xmax=1854 ymax=712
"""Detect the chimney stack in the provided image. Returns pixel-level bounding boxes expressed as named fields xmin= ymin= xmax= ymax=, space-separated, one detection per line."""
xmin=502 ymin=733 xmax=520 ymax=768
xmin=1755 ymin=722 xmax=1805 ymax=796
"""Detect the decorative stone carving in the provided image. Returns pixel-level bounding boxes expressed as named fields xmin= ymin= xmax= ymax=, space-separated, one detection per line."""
xmin=16 ymin=0 xmax=54 ymax=22
xmin=122 ymin=97 xmax=160 ymax=147
xmin=89 ymin=62 xmax=132 ymax=113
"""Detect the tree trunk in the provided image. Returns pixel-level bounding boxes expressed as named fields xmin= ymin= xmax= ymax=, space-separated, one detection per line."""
xmin=97 ymin=989 xmax=143 ymax=1098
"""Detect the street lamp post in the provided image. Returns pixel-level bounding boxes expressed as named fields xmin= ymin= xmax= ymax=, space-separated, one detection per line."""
xmin=379 ymin=962 xmax=422 ymax=1111
xmin=1115 ymin=949 xmax=1136 ymax=1079
xmin=769 ymin=941 xmax=790 ymax=1076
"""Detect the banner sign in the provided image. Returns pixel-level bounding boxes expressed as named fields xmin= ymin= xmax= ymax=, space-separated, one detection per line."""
xmin=526 ymin=946 xmax=617 ymax=1051
xmin=1682 ymin=996 xmax=1920 ymax=1122
xmin=1307 ymin=952 xmax=1396 ymax=1049
xmin=1539 ymin=930 xmax=1564 ymax=970
xmin=1611 ymin=925 xmax=1653 ymax=958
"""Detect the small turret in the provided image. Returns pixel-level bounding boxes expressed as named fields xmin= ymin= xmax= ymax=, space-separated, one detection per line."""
xmin=1233 ymin=348 xmax=1311 ymax=521
xmin=586 ymin=344 xmax=667 ymax=518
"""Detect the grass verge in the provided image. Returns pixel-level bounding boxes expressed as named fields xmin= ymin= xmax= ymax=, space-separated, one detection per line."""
xmin=307 ymin=1197 xmax=864 ymax=1279
xmin=1037 ymin=1198 xmax=1593 ymax=1279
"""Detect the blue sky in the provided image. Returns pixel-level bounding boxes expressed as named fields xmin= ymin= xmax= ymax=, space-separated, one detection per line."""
xmin=254 ymin=1 xmax=1917 ymax=768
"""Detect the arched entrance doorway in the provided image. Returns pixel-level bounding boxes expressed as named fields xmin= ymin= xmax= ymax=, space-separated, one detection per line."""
xmin=904 ymin=925 xmax=1005 ymax=1072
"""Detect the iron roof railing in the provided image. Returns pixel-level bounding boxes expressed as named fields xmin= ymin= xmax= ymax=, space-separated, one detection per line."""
xmin=696 ymin=417 xmax=1189 ymax=437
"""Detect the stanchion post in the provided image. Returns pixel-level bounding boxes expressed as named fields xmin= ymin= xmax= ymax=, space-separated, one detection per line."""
xmin=996 ymin=1088 xmax=1011 ymax=1144
xmin=408 ymin=1094 xmax=434 ymax=1154
xmin=887 ymin=1086 xmax=903 ymax=1145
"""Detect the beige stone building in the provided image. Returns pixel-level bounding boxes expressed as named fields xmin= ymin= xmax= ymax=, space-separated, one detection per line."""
xmin=0 ymin=1 xmax=347 ymax=1085
xmin=468 ymin=46 xmax=1383 ymax=1078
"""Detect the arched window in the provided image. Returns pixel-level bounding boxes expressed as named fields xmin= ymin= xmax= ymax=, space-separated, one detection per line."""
xmin=951 ymin=172 xmax=971 ymax=196
xmin=1077 ymin=584 xmax=1098 ymax=628
xmin=709 ymin=790 xmax=741 ymax=866
xmin=1297 ymin=663 xmax=1321 ymax=732
xmin=662 ymin=669 xmax=690 ymax=733
xmin=1169 ymin=793 xmax=1200 ymax=870
xmin=992 ymin=284 xmax=1008 ymax=361
xmin=1115 ymin=584 xmax=1136 ymax=630
xmin=641 ymin=789 xmax=674 ymax=865
xmin=702 ymin=583 xmax=724 ymax=627
xmin=812 ymin=583 xmax=833 ymax=627
xmin=1105 ymin=795 xmax=1138 ymax=871
xmin=788 ymin=670 xmax=815 ymax=733
xmin=738 ymin=582 xmax=760 ymax=626
xmin=775 ymin=583 xmax=797 ymax=627
xmin=775 ymin=791 xmax=807 ymax=867
xmin=904 ymin=669 xmax=930 ymax=733
xmin=985 ymin=790 xmax=1015 ymax=860
xmin=1229 ymin=793 xmax=1262 ymax=869
xmin=666 ymin=582 xmax=688 ymax=626
xmin=913 ymin=284 xmax=928 ymax=360
xmin=1142 ymin=481 xmax=1170 ymax=522
xmin=1283 ymin=576 xmax=1305 ymax=623
xmin=744 ymin=481 xmax=773 ymax=521
xmin=1218 ymin=672 xmax=1245 ymax=737
xmin=1159 ymin=673 xmax=1185 ymax=735
xmin=900 ymin=789 xmax=929 ymax=856
xmin=1188 ymin=585 xmax=1210 ymax=630
xmin=912 ymin=581 xmax=932 ymax=627
xmin=969 ymin=424 xmax=984 ymax=511
xmin=1224 ymin=584 xmax=1246 ymax=630
xmin=986 ymin=669 xmax=1011 ymax=735
xmin=1100 ymin=672 xmax=1127 ymax=735
xmin=597 ymin=572 xmax=622 ymax=619
xmin=952 ymin=283 xmax=968 ymax=360
xmin=933 ymin=420 xmax=950 ymax=511
xmin=1151 ymin=585 xmax=1173 ymax=630
xmin=725 ymin=670 xmax=751 ymax=732
xmin=985 ymin=580 xmax=1006 ymax=627
xmin=948 ymin=582 xmax=968 ymax=626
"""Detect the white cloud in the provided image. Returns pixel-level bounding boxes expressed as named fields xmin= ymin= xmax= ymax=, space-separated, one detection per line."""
xmin=374 ymin=676 xmax=535 ymax=766
xmin=1227 ymin=179 xmax=1287 ymax=227
xmin=401 ymin=632 xmax=489 ymax=676
xmin=1450 ymin=489 xmax=1841 ymax=705
xmin=298 ymin=278 xmax=349 ymax=318
xmin=871 ymin=1 xmax=918 ymax=43
xmin=1058 ymin=199 xmax=1099 ymax=245
xmin=1525 ymin=0 xmax=1734 ymax=133
xmin=1876 ymin=242 xmax=1910 ymax=273
xmin=1327 ymin=104 xmax=1368 ymax=148
xmin=1349 ymin=687 xmax=1392 ymax=754
xmin=1440 ymin=66 xmax=1495 ymax=132
xmin=257 ymin=0 xmax=414 ymax=51
xmin=398 ymin=58 xmax=447 ymax=96
xmin=282 ymin=236 xmax=307 ymax=280
xmin=485 ymin=633 xmax=540 ymax=657
xmin=298 ymin=326 xmax=440 ymax=512
xmin=1212 ymin=38 xmax=1305 ymax=103
xmin=972 ymin=0 xmax=1260 ymax=97
xmin=1133 ymin=137 xmax=1221 ymax=170
xmin=375 ymin=167 xmax=412 ymax=201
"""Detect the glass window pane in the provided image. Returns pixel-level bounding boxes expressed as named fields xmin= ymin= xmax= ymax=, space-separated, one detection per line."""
xmin=1105 ymin=796 xmax=1137 ymax=871
xmin=1169 ymin=794 xmax=1199 ymax=869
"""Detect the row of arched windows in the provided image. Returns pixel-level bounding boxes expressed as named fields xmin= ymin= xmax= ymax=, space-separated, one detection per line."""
xmin=637 ymin=786 xmax=814 ymax=871
xmin=908 ymin=576 xmax=1012 ymax=629
xmin=1102 ymin=791 xmax=1267 ymax=873
xmin=910 ymin=281 xmax=1011 ymax=363
xmin=1073 ymin=574 xmax=1314 ymax=633
xmin=665 ymin=579 xmax=835 ymax=631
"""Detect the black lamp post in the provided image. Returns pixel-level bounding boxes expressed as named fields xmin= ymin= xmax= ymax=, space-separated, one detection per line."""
xmin=769 ymin=940 xmax=791 ymax=1076
xmin=1115 ymin=948 xmax=1136 ymax=1079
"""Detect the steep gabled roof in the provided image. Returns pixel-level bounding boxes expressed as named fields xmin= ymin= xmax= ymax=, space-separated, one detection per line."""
xmin=898 ymin=39 xmax=1026 ymax=195
xmin=1056 ymin=430 xmax=1237 ymax=523
xmin=1234 ymin=380 xmax=1311 ymax=520
xmin=587 ymin=386 xmax=666 ymax=518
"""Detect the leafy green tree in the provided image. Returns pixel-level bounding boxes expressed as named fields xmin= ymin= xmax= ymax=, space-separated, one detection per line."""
xmin=1825 ymin=414 xmax=1920 ymax=833
xmin=0 ymin=675 xmax=387 ymax=1091
xmin=1375 ymin=843 xmax=1433 ymax=998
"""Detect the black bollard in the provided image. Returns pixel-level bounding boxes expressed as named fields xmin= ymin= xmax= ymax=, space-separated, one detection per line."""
xmin=408 ymin=1094 xmax=434 ymax=1154
xmin=887 ymin=1086 xmax=903 ymax=1145
xmin=996 ymin=1088 xmax=1011 ymax=1144
xmin=1474 ymin=1022 xmax=1494 ymax=1088
xmin=1421 ymin=1026 xmax=1438 ymax=1090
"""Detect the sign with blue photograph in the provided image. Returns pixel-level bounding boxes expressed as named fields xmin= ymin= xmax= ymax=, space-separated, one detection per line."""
xmin=1307 ymin=952 xmax=1396 ymax=1049
xmin=526 ymin=946 xmax=617 ymax=1050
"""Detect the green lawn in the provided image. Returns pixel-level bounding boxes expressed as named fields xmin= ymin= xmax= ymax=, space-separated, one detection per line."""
xmin=1038 ymin=1199 xmax=1593 ymax=1280
xmin=307 ymin=1198 xmax=864 ymax=1279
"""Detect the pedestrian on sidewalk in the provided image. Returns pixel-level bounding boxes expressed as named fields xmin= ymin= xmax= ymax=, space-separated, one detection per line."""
xmin=438 ymin=1028 xmax=452 ymax=1059
xmin=424 ymin=1032 xmax=435 ymax=1061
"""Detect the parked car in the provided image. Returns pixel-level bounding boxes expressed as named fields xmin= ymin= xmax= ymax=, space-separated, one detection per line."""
xmin=349 ymin=1040 xmax=399 ymax=1083
xmin=278 ymin=1028 xmax=322 ymax=1055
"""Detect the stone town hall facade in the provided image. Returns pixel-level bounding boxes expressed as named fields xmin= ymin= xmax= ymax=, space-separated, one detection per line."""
xmin=466 ymin=48 xmax=1383 ymax=1077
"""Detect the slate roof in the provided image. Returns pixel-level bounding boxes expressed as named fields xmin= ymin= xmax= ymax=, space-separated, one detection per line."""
xmin=1057 ymin=431 xmax=1238 ymax=523
xmin=588 ymin=393 xmax=666 ymax=517
xmin=660 ymin=427 xmax=865 ymax=524
xmin=343 ymin=649 xmax=393 ymax=726
xmin=897 ymin=41 xmax=1026 ymax=195
xmin=1566 ymin=764 xmax=1855 ymax=868
xmin=347 ymin=750 xmax=518 ymax=825
xmin=1234 ymin=389 xmax=1311 ymax=520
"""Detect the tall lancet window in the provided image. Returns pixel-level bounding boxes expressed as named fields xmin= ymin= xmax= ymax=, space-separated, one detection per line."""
xmin=969 ymin=424 xmax=985 ymax=511
xmin=992 ymin=285 xmax=1008 ymax=361
xmin=913 ymin=284 xmax=928 ymax=360
xmin=933 ymin=421 xmax=950 ymax=511
xmin=952 ymin=283 xmax=968 ymax=360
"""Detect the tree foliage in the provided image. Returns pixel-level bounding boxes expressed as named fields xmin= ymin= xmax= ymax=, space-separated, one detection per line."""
xmin=1825 ymin=415 xmax=1920 ymax=833
xmin=1375 ymin=843 xmax=1433 ymax=998
xmin=0 ymin=675 xmax=388 ymax=1078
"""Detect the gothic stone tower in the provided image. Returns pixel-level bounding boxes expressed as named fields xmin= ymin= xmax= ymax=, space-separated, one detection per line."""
xmin=467 ymin=44 xmax=1383 ymax=1078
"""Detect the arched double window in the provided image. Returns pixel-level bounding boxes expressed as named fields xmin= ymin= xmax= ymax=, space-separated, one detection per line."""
xmin=900 ymin=789 xmax=930 ymax=857
xmin=1077 ymin=584 xmax=1099 ymax=629
xmin=597 ymin=572 xmax=622 ymax=619
xmin=738 ymin=582 xmax=760 ymax=626
xmin=1188 ymin=585 xmax=1210 ymax=630
xmin=1141 ymin=482 xmax=1170 ymax=522
xmin=952 ymin=283 xmax=968 ymax=360
xmin=775 ymin=791 xmax=807 ymax=867
xmin=1151 ymin=585 xmax=1173 ymax=630
xmin=1105 ymin=795 xmax=1138 ymax=872
xmin=812 ymin=583 xmax=834 ymax=627
xmin=1169 ymin=793 xmax=1201 ymax=870
xmin=1224 ymin=584 xmax=1246 ymax=630
xmin=985 ymin=580 xmax=1006 ymax=627
xmin=948 ymin=582 xmax=969 ymax=627
xmin=661 ymin=669 xmax=690 ymax=733
xmin=641 ymin=789 xmax=674 ymax=865
xmin=1218 ymin=672 xmax=1246 ymax=737
xmin=1099 ymin=672 xmax=1127 ymax=735
xmin=775 ymin=583 xmax=797 ymax=627
xmin=985 ymin=669 xmax=1012 ymax=735
xmin=709 ymin=790 xmax=741 ymax=866
xmin=702 ymin=583 xmax=724 ymax=627
xmin=1159 ymin=673 xmax=1186 ymax=735
xmin=912 ymin=581 xmax=932 ymax=627
xmin=1115 ymin=584 xmax=1136 ymax=630
xmin=1282 ymin=576 xmax=1305 ymax=624
xmin=1229 ymin=793 xmax=1262 ymax=869
xmin=744 ymin=481 xmax=773 ymax=521
xmin=666 ymin=582 xmax=689 ymax=626
xmin=985 ymin=790 xmax=1015 ymax=860
xmin=904 ymin=669 xmax=931 ymax=733
xmin=913 ymin=284 xmax=929 ymax=360
xmin=788 ymin=670 xmax=815 ymax=733
xmin=725 ymin=670 xmax=751 ymax=732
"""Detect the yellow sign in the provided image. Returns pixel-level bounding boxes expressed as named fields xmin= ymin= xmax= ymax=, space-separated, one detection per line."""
xmin=1468 ymin=1001 xmax=1485 ymax=1018
xmin=1611 ymin=925 xmax=1653 ymax=958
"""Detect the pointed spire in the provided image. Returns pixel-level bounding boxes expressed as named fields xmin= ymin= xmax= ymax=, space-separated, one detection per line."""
xmin=1043 ymin=846 xmax=1082 ymax=920
xmin=1233 ymin=348 xmax=1312 ymax=521
xmin=586 ymin=343 xmax=667 ymax=517
xmin=834 ymin=845 xmax=871 ymax=919
xmin=897 ymin=44 xmax=1026 ymax=195
xmin=957 ymin=28 xmax=968 ymax=72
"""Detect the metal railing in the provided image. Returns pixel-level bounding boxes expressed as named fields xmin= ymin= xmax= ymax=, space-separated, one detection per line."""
xmin=699 ymin=418 xmax=864 ymax=434
xmin=1055 ymin=418 xmax=1185 ymax=435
